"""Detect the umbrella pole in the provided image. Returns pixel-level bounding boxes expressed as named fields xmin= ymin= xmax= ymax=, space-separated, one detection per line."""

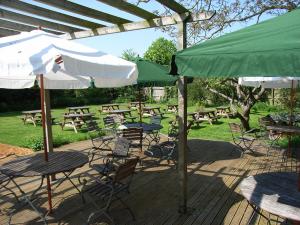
xmin=40 ymin=75 xmax=53 ymax=214
xmin=138 ymin=88 xmax=142 ymax=124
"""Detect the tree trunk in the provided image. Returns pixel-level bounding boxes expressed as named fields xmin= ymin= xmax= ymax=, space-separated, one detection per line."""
xmin=236 ymin=105 xmax=251 ymax=130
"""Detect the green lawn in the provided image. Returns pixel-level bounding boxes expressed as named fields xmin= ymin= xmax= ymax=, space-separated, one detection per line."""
xmin=0 ymin=104 xmax=268 ymax=150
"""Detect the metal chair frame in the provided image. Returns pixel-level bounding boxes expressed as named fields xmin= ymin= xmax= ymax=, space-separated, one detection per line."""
xmin=229 ymin=122 xmax=256 ymax=156
xmin=80 ymin=157 xmax=139 ymax=225
xmin=144 ymin=115 xmax=162 ymax=145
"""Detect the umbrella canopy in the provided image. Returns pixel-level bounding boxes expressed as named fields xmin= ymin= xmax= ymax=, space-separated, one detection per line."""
xmin=136 ymin=58 xmax=177 ymax=87
xmin=238 ymin=77 xmax=300 ymax=88
xmin=171 ymin=7 xmax=300 ymax=78
xmin=0 ymin=30 xmax=138 ymax=89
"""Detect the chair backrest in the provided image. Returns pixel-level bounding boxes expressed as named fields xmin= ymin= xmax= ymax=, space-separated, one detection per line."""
xmin=229 ymin=122 xmax=242 ymax=134
xmin=86 ymin=120 xmax=100 ymax=132
xmin=112 ymin=137 xmax=131 ymax=157
xmin=103 ymin=116 xmax=116 ymax=128
xmin=113 ymin=157 xmax=139 ymax=183
xmin=122 ymin=127 xmax=143 ymax=142
xmin=150 ymin=115 xmax=161 ymax=125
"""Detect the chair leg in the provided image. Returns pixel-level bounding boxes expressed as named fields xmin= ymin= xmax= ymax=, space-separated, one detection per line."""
xmin=115 ymin=195 xmax=136 ymax=221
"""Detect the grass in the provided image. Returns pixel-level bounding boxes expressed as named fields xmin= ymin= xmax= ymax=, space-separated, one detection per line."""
xmin=0 ymin=103 xmax=271 ymax=151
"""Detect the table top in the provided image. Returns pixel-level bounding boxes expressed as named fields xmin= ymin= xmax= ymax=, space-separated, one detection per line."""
xmin=119 ymin=122 xmax=162 ymax=132
xmin=266 ymin=125 xmax=300 ymax=135
xmin=22 ymin=110 xmax=42 ymax=114
xmin=109 ymin=109 xmax=131 ymax=114
xmin=67 ymin=106 xmax=89 ymax=110
xmin=64 ymin=113 xmax=95 ymax=118
xmin=0 ymin=151 xmax=88 ymax=177
xmin=239 ymin=172 xmax=300 ymax=221
xmin=102 ymin=104 xmax=119 ymax=107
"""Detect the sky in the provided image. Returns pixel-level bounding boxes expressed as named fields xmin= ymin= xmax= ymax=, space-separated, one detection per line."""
xmin=17 ymin=0 xmax=275 ymax=57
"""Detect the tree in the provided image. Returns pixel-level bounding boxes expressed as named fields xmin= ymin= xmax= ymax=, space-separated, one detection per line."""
xmin=205 ymin=78 xmax=267 ymax=130
xmin=144 ymin=37 xmax=177 ymax=65
xmin=121 ymin=49 xmax=139 ymax=62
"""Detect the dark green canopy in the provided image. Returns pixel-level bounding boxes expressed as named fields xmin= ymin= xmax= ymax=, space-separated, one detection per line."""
xmin=136 ymin=58 xmax=177 ymax=87
xmin=171 ymin=7 xmax=300 ymax=78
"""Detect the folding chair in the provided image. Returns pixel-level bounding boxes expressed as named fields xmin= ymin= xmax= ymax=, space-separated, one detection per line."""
xmin=121 ymin=127 xmax=143 ymax=152
xmin=89 ymin=137 xmax=131 ymax=177
xmin=144 ymin=115 xmax=161 ymax=144
xmin=229 ymin=123 xmax=257 ymax=156
xmin=80 ymin=157 xmax=139 ymax=225
xmin=87 ymin=120 xmax=116 ymax=164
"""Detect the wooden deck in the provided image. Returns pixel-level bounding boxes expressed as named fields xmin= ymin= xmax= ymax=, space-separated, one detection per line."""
xmin=0 ymin=138 xmax=299 ymax=225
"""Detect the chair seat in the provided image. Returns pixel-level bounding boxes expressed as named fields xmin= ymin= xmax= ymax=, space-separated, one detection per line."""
xmin=86 ymin=181 xmax=128 ymax=200
xmin=238 ymin=136 xmax=256 ymax=141
xmin=91 ymin=164 xmax=115 ymax=176
xmin=93 ymin=135 xmax=115 ymax=142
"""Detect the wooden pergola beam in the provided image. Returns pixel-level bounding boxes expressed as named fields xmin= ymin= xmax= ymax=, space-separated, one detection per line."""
xmin=0 ymin=27 xmax=19 ymax=36
xmin=0 ymin=0 xmax=105 ymax=29
xmin=0 ymin=19 xmax=63 ymax=35
xmin=156 ymin=0 xmax=189 ymax=14
xmin=33 ymin=0 xmax=131 ymax=25
xmin=96 ymin=0 xmax=158 ymax=20
xmin=65 ymin=11 xmax=215 ymax=39
xmin=0 ymin=9 xmax=82 ymax=33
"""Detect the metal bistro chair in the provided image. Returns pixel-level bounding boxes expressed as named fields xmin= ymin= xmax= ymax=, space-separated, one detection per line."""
xmin=87 ymin=120 xmax=116 ymax=164
xmin=121 ymin=127 xmax=143 ymax=152
xmin=229 ymin=123 xmax=257 ymax=156
xmin=144 ymin=115 xmax=162 ymax=145
xmin=0 ymin=172 xmax=19 ymax=217
xmin=80 ymin=157 xmax=139 ymax=225
xmin=89 ymin=137 xmax=131 ymax=178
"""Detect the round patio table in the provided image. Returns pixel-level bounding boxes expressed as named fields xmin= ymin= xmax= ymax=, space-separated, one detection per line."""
xmin=239 ymin=172 xmax=300 ymax=223
xmin=0 ymin=151 xmax=88 ymax=177
xmin=120 ymin=122 xmax=162 ymax=132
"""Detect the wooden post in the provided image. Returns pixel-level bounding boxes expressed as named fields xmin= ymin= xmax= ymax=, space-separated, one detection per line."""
xmin=39 ymin=75 xmax=53 ymax=213
xmin=44 ymin=89 xmax=53 ymax=154
xmin=177 ymin=21 xmax=188 ymax=214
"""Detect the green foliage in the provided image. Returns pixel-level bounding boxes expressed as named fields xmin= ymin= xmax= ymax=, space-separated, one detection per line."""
xmin=23 ymin=136 xmax=43 ymax=152
xmin=144 ymin=37 xmax=177 ymax=65
xmin=252 ymin=102 xmax=280 ymax=113
xmin=121 ymin=49 xmax=139 ymax=62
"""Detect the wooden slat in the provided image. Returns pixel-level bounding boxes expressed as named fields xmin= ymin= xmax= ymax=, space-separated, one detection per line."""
xmin=96 ymin=0 xmax=158 ymax=20
xmin=0 ymin=0 xmax=104 ymax=29
xmin=156 ymin=0 xmax=189 ymax=14
xmin=0 ymin=27 xmax=19 ymax=36
xmin=0 ymin=9 xmax=81 ymax=33
xmin=65 ymin=11 xmax=214 ymax=39
xmin=33 ymin=0 xmax=131 ymax=24
xmin=0 ymin=19 xmax=63 ymax=35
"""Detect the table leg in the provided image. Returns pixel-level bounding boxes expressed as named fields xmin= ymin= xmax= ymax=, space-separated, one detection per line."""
xmin=52 ymin=170 xmax=81 ymax=194
xmin=9 ymin=177 xmax=47 ymax=225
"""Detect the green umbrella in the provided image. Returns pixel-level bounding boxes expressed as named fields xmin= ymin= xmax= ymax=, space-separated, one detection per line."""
xmin=171 ymin=7 xmax=300 ymax=78
xmin=134 ymin=58 xmax=178 ymax=122
xmin=136 ymin=58 xmax=177 ymax=86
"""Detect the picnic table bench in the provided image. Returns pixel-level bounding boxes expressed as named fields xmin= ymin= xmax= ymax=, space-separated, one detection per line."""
xmin=166 ymin=104 xmax=178 ymax=113
xmin=129 ymin=102 xmax=145 ymax=109
xmin=67 ymin=106 xmax=90 ymax=114
xmin=142 ymin=106 xmax=164 ymax=117
xmin=20 ymin=110 xmax=55 ymax=127
xmin=188 ymin=109 xmax=218 ymax=125
xmin=109 ymin=109 xmax=136 ymax=123
xmin=99 ymin=104 xmax=120 ymax=113
xmin=61 ymin=113 xmax=95 ymax=133
xmin=216 ymin=106 xmax=232 ymax=119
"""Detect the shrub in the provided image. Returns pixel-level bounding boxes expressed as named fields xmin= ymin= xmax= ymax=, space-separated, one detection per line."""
xmin=23 ymin=136 xmax=44 ymax=152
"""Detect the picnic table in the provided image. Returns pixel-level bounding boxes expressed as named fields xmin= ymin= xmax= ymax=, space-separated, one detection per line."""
xmin=188 ymin=109 xmax=218 ymax=125
xmin=129 ymin=102 xmax=145 ymax=109
xmin=239 ymin=172 xmax=300 ymax=224
xmin=61 ymin=113 xmax=95 ymax=133
xmin=166 ymin=104 xmax=178 ymax=113
xmin=67 ymin=106 xmax=90 ymax=114
xmin=21 ymin=110 xmax=55 ymax=127
xmin=142 ymin=106 xmax=164 ymax=117
xmin=216 ymin=106 xmax=231 ymax=118
xmin=0 ymin=151 xmax=88 ymax=224
xmin=109 ymin=109 xmax=136 ymax=123
xmin=100 ymin=104 xmax=120 ymax=113
xmin=119 ymin=122 xmax=163 ymax=132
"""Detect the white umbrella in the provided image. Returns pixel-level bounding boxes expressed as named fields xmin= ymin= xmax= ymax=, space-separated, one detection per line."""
xmin=238 ymin=77 xmax=300 ymax=89
xmin=0 ymin=30 xmax=138 ymax=212
xmin=0 ymin=30 xmax=138 ymax=89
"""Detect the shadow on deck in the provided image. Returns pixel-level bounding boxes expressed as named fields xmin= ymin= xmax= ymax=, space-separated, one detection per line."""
xmin=0 ymin=138 xmax=298 ymax=225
